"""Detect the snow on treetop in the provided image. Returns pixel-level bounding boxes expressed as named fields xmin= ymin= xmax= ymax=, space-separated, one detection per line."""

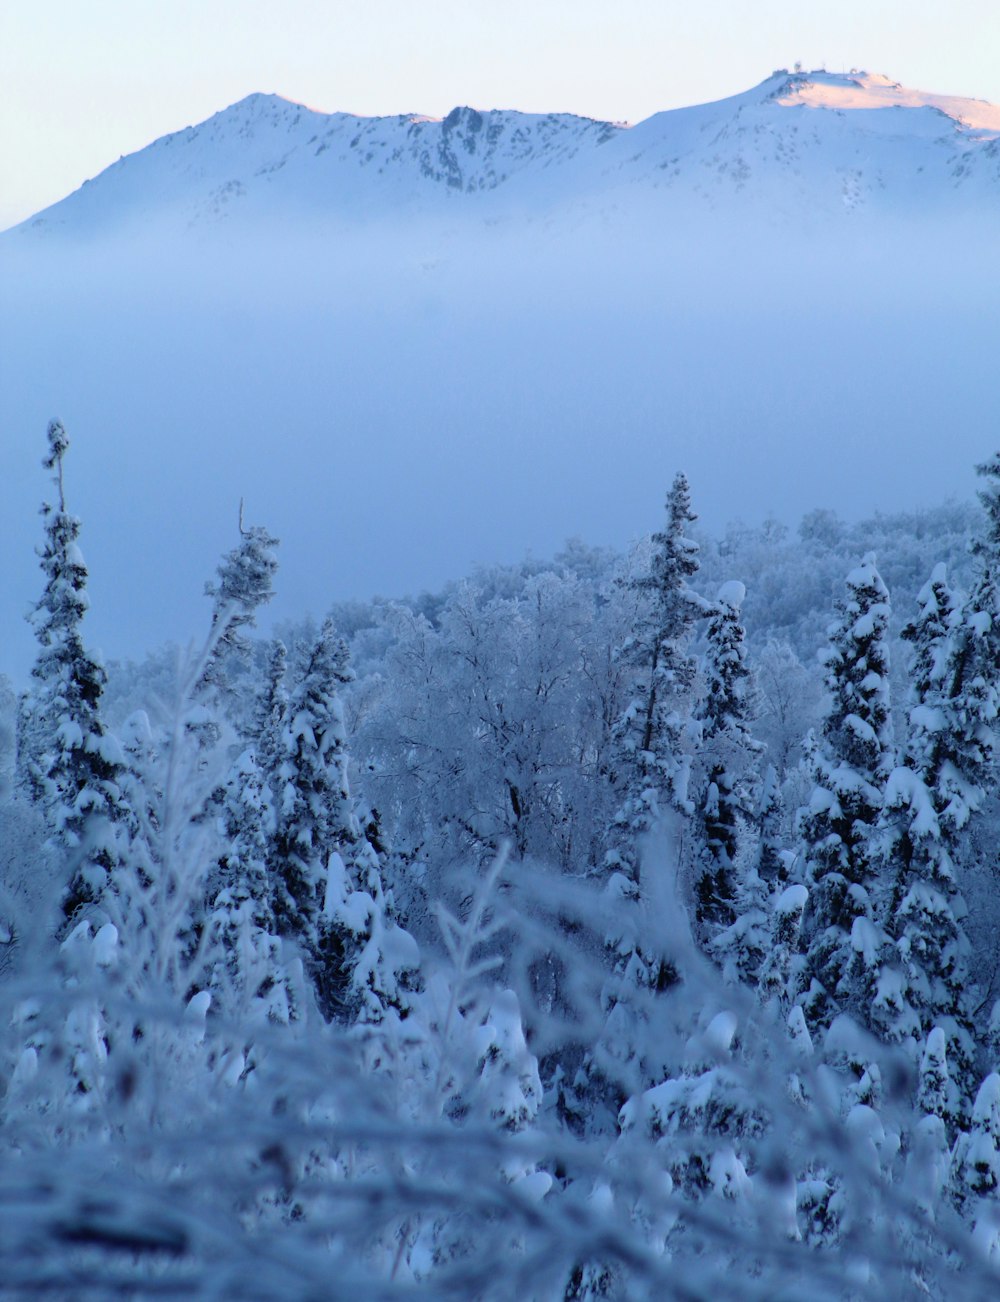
xmin=845 ymin=553 xmax=885 ymax=593
xmin=716 ymin=580 xmax=746 ymax=611
xmin=774 ymin=884 xmax=808 ymax=915
xmin=972 ymin=1073 xmax=1000 ymax=1125
xmin=700 ymin=1009 xmax=738 ymax=1058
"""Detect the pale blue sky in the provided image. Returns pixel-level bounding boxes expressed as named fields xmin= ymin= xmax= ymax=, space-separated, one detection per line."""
xmin=3 ymin=0 xmax=1000 ymax=229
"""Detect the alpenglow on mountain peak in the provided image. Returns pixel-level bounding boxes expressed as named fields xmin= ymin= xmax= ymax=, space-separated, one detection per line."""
xmin=10 ymin=68 xmax=1000 ymax=238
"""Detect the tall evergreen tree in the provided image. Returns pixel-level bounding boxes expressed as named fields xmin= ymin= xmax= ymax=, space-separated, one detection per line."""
xmin=754 ymin=764 xmax=788 ymax=889
xmin=23 ymin=420 xmax=128 ymax=920
xmin=105 ymin=514 xmax=283 ymax=995
xmin=209 ymin=748 xmax=290 ymax=1025
xmin=952 ymin=1073 xmax=1000 ymax=1213
xmin=712 ymin=764 xmax=794 ymax=993
xmin=872 ymin=564 xmax=977 ymax=1102
xmin=195 ymin=508 xmax=280 ymax=741
xmin=916 ymin=1027 xmax=959 ymax=1131
xmin=603 ymin=474 xmax=704 ymax=877
xmin=204 ymin=508 xmax=280 ymax=671
xmin=253 ymin=639 xmax=288 ymax=807
xmin=694 ymin=580 xmax=761 ymax=935
xmin=272 ymin=618 xmax=417 ymax=1024
xmin=756 ymin=884 xmax=809 ymax=1015
xmin=797 ymin=555 xmax=894 ymax=1034
xmin=603 ymin=473 xmax=705 ymax=910
xmin=576 ymin=476 xmax=707 ymax=1122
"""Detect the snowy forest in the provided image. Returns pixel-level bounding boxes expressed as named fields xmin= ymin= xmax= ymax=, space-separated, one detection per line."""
xmin=7 ymin=418 xmax=1000 ymax=1300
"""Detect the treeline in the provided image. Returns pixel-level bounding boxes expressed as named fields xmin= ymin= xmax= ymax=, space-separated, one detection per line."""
xmin=2 ymin=420 xmax=1000 ymax=1297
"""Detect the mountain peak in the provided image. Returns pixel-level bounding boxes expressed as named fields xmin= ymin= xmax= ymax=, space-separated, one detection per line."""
xmin=224 ymin=91 xmax=300 ymax=112
xmin=758 ymin=67 xmax=1000 ymax=133
xmin=442 ymin=105 xmax=486 ymax=131
xmin=199 ymin=91 xmax=327 ymax=130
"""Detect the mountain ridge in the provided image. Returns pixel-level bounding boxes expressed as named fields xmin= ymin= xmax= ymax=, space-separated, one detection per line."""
xmin=10 ymin=68 xmax=1000 ymax=238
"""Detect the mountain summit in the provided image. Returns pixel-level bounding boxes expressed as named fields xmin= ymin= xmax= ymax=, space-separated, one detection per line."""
xmin=764 ymin=68 xmax=1000 ymax=131
xmin=10 ymin=69 xmax=1000 ymax=238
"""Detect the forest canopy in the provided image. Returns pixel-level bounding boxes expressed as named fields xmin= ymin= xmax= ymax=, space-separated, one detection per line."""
xmin=2 ymin=421 xmax=1000 ymax=1298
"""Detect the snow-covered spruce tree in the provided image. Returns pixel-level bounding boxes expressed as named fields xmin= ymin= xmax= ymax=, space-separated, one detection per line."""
xmin=574 ymin=476 xmax=707 ymax=1123
xmin=604 ymin=472 xmax=705 ymax=883
xmin=754 ymin=763 xmax=788 ymax=889
xmin=197 ymin=506 xmax=280 ymax=733
xmin=711 ymin=761 xmax=796 ymax=994
xmin=796 ymin=554 xmax=894 ymax=1034
xmin=694 ymin=580 xmax=762 ymax=939
xmin=969 ymin=448 xmax=1000 ymax=647
xmin=0 ymin=512 xmax=293 ymax=1280
xmin=615 ymin=1008 xmax=765 ymax=1248
xmin=115 ymin=709 xmax=158 ymax=887
xmin=916 ymin=1026 xmax=959 ymax=1132
xmin=23 ymin=420 xmax=128 ymax=920
xmin=952 ymin=1073 xmax=1000 ymax=1228
xmin=892 ymin=452 xmax=1000 ymax=1062
xmin=871 ymin=563 xmax=977 ymax=1105
xmin=252 ymin=638 xmax=288 ymax=808
xmin=209 ymin=748 xmax=290 ymax=1025
xmin=272 ymin=618 xmax=417 ymax=1025
xmin=756 ymin=884 xmax=809 ymax=1016
xmin=98 ymin=513 xmax=282 ymax=1005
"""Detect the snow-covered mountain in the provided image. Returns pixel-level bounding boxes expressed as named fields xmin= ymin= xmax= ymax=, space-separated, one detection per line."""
xmin=3 ymin=69 xmax=1000 ymax=684
xmin=11 ymin=98 xmax=621 ymax=235
xmin=10 ymin=69 xmax=1000 ymax=238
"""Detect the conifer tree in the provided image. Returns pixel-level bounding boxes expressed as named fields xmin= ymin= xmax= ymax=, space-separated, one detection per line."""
xmin=712 ymin=763 xmax=793 ymax=994
xmin=872 ymin=564 xmax=977 ymax=1099
xmin=603 ymin=472 xmax=705 ymax=924
xmin=949 ymin=1072 xmax=1000 ymax=1260
xmin=695 ymin=580 xmax=761 ymax=935
xmin=710 ymin=844 xmax=771 ymax=990
xmin=617 ymin=1009 xmax=760 ymax=1203
xmin=756 ymin=885 xmax=809 ymax=1014
xmin=916 ymin=1027 xmax=958 ymax=1131
xmin=754 ymin=764 xmax=788 ymax=889
xmin=272 ymin=618 xmax=417 ymax=1024
xmin=968 ymin=449 xmax=1000 ymax=689
xmin=209 ymin=749 xmax=290 ymax=1024
xmin=195 ymin=508 xmax=280 ymax=741
xmin=105 ymin=514 xmax=283 ymax=996
xmin=204 ymin=508 xmax=280 ymax=672
xmin=797 ymin=555 xmax=894 ymax=1033
xmin=24 ymin=420 xmax=128 ymax=919
xmin=272 ymin=621 xmax=355 ymax=1016
xmin=475 ymin=989 xmax=544 ymax=1135
xmin=578 ymin=476 xmax=707 ymax=1119
xmin=116 ymin=709 xmax=158 ymax=889
xmin=604 ymin=474 xmax=704 ymax=882
xmin=253 ymin=639 xmax=288 ymax=809
xmin=952 ymin=1073 xmax=1000 ymax=1210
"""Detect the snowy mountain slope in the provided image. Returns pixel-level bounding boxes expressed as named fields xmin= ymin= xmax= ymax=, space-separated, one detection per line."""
xmin=8 ymin=69 xmax=1000 ymax=239
xmin=10 ymin=94 xmax=622 ymax=236
xmin=586 ymin=70 xmax=1000 ymax=219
